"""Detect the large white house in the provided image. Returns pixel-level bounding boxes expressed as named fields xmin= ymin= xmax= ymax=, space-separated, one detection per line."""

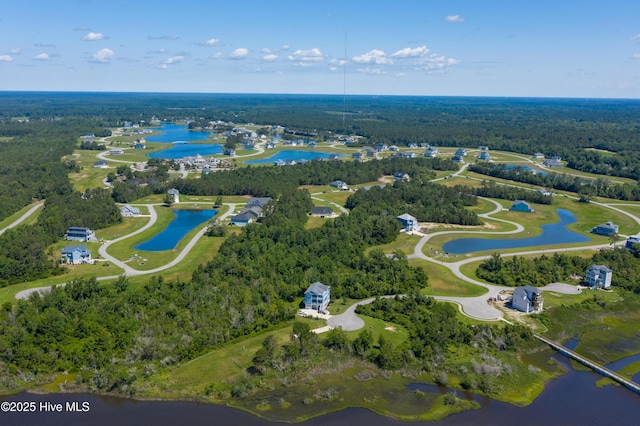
xmin=585 ymin=264 xmax=612 ymax=289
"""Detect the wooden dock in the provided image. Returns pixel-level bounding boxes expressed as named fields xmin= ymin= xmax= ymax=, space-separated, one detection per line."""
xmin=535 ymin=334 xmax=640 ymax=395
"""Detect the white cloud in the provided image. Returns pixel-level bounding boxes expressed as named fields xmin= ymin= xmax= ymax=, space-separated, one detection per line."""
xmin=415 ymin=54 xmax=459 ymax=72
xmin=445 ymin=14 xmax=465 ymax=23
xmin=262 ymin=48 xmax=273 ymax=53
xmin=356 ymin=67 xmax=386 ymax=75
xmin=329 ymin=66 xmax=337 ymax=71
xmin=287 ymin=48 xmax=324 ymax=63
xmin=159 ymin=55 xmax=185 ymax=69
xmin=210 ymin=52 xmax=222 ymax=59
xmin=262 ymin=54 xmax=278 ymax=62
xmin=198 ymin=38 xmax=219 ymax=46
xmin=82 ymin=32 xmax=105 ymax=41
xmin=33 ymin=53 xmax=49 ymax=61
xmin=90 ymin=48 xmax=114 ymax=63
xmin=230 ymin=48 xmax=249 ymax=59
xmin=352 ymin=49 xmax=392 ymax=65
xmin=330 ymin=59 xmax=346 ymax=66
xmin=633 ymin=53 xmax=640 ymax=59
xmin=630 ymin=34 xmax=640 ymax=41
xmin=391 ymin=45 xmax=429 ymax=58
xmin=148 ymin=48 xmax=168 ymax=54
xmin=395 ymin=72 xmax=405 ymax=77
xmin=281 ymin=45 xmax=291 ymax=51
xmin=0 ymin=55 xmax=14 ymax=62
xmin=9 ymin=48 xmax=21 ymax=55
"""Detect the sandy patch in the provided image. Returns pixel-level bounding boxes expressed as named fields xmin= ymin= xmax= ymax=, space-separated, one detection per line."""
xmin=384 ymin=325 xmax=396 ymax=332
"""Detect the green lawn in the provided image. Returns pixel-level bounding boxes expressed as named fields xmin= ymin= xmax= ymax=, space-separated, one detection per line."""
xmin=366 ymin=232 xmax=421 ymax=255
xmin=312 ymin=190 xmax=352 ymax=206
xmin=408 ymin=259 xmax=488 ymax=297
xmin=0 ymin=201 xmax=43 ymax=229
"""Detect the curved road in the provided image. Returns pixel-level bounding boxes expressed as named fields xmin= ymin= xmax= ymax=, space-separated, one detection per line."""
xmin=0 ymin=201 xmax=45 ymax=235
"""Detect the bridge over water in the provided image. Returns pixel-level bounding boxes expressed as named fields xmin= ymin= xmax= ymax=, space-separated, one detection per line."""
xmin=535 ymin=334 xmax=640 ymax=395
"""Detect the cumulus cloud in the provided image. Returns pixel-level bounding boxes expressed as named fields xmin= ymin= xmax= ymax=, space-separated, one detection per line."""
xmin=445 ymin=14 xmax=465 ymax=23
xmin=356 ymin=67 xmax=386 ymax=75
xmin=262 ymin=54 xmax=278 ymax=61
xmin=9 ymin=48 xmax=21 ymax=55
xmin=33 ymin=53 xmax=49 ymax=61
xmin=82 ymin=32 xmax=105 ymax=41
xmin=159 ymin=55 xmax=185 ymax=69
xmin=281 ymin=45 xmax=291 ymax=51
xmin=0 ymin=55 xmax=14 ymax=62
xmin=287 ymin=48 xmax=324 ymax=63
xmin=90 ymin=48 xmax=114 ymax=63
xmin=198 ymin=38 xmax=219 ymax=46
xmin=415 ymin=54 xmax=459 ymax=72
xmin=391 ymin=45 xmax=429 ymax=58
xmin=148 ymin=35 xmax=179 ymax=40
xmin=352 ymin=49 xmax=392 ymax=65
xmin=210 ymin=52 xmax=222 ymax=59
xmin=230 ymin=48 xmax=249 ymax=59
xmin=262 ymin=48 xmax=273 ymax=53
xmin=395 ymin=72 xmax=405 ymax=77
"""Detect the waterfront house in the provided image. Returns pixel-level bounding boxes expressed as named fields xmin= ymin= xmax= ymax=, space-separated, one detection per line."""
xmin=274 ymin=159 xmax=286 ymax=166
xmin=229 ymin=212 xmax=255 ymax=227
xmin=304 ymin=282 xmax=331 ymax=312
xmin=120 ymin=205 xmax=140 ymax=217
xmin=167 ymin=188 xmax=180 ymax=204
xmin=223 ymin=148 xmax=236 ymax=156
xmin=65 ymin=227 xmax=96 ymax=242
xmin=93 ymin=160 xmax=108 ymax=169
xmin=585 ymin=264 xmax=612 ymax=289
xmin=352 ymin=151 xmax=364 ymax=159
xmin=311 ymin=206 xmax=335 ymax=218
xmin=397 ymin=213 xmax=420 ymax=232
xmin=61 ymin=245 xmax=92 ymax=265
xmin=510 ymin=200 xmax=535 ymax=213
xmin=543 ymin=156 xmax=563 ymax=167
xmin=512 ymin=285 xmax=544 ymax=313
xmin=592 ymin=221 xmax=618 ymax=237
xmin=308 ymin=141 xmax=317 ymax=148
xmin=389 ymin=145 xmax=399 ymax=151
xmin=133 ymin=143 xmax=146 ymax=149
xmin=330 ymin=180 xmax=348 ymax=190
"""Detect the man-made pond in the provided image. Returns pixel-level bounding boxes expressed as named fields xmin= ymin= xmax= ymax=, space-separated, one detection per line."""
xmin=442 ymin=208 xmax=590 ymax=254
xmin=146 ymin=124 xmax=223 ymax=159
xmin=134 ymin=209 xmax=216 ymax=251
xmin=245 ymin=150 xmax=344 ymax=165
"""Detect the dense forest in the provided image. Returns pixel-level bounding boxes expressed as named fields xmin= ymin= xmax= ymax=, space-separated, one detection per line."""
xmin=476 ymin=249 xmax=640 ymax=293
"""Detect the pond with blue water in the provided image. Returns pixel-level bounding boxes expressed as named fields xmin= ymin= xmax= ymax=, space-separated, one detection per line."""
xmin=442 ymin=208 xmax=590 ymax=254
xmin=134 ymin=209 xmax=217 ymax=251
xmin=245 ymin=150 xmax=345 ymax=164
xmin=146 ymin=123 xmax=223 ymax=159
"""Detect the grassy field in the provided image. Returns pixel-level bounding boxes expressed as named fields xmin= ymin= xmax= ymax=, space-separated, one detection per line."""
xmin=366 ymin=232 xmax=421 ymax=255
xmin=408 ymin=258 xmax=488 ymax=297
xmin=311 ymin=190 xmax=352 ymax=206
xmin=0 ymin=201 xmax=43 ymax=229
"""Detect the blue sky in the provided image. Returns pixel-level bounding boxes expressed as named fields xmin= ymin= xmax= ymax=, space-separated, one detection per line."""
xmin=1 ymin=0 xmax=639 ymax=98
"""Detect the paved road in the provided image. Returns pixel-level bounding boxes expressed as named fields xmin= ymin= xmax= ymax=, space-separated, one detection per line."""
xmin=15 ymin=203 xmax=236 ymax=300
xmin=0 ymin=201 xmax=45 ymax=235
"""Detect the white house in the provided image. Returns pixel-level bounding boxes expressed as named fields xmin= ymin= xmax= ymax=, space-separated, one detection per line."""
xmin=61 ymin=245 xmax=92 ymax=265
xmin=397 ymin=213 xmax=419 ymax=232
xmin=512 ymin=285 xmax=544 ymax=313
xmin=167 ymin=188 xmax=180 ymax=204
xmin=330 ymin=180 xmax=348 ymax=190
xmin=120 ymin=205 xmax=140 ymax=217
xmin=585 ymin=264 xmax=612 ymax=289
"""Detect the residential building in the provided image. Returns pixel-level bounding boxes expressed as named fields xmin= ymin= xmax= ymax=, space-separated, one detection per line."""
xmin=537 ymin=188 xmax=552 ymax=196
xmin=229 ymin=212 xmax=255 ymax=227
xmin=61 ymin=245 xmax=92 ymax=265
xmin=478 ymin=151 xmax=492 ymax=161
xmin=352 ymin=151 xmax=364 ymax=159
xmin=274 ymin=159 xmax=286 ymax=166
xmin=455 ymin=148 xmax=467 ymax=156
xmin=308 ymin=141 xmax=317 ymax=148
xmin=109 ymin=148 xmax=124 ymax=155
xmin=478 ymin=145 xmax=489 ymax=151
xmin=625 ymin=236 xmax=640 ymax=250
xmin=543 ymin=156 xmax=563 ymax=167
xmin=120 ymin=205 xmax=140 ymax=217
xmin=424 ymin=147 xmax=438 ymax=158
xmin=330 ymin=180 xmax=348 ymax=190
xmin=65 ymin=227 xmax=96 ymax=242
xmin=532 ymin=152 xmax=545 ymax=159
xmin=247 ymin=197 xmax=272 ymax=208
xmin=592 ymin=221 xmax=619 ymax=236
xmin=512 ymin=285 xmax=544 ymax=312
xmin=223 ymin=148 xmax=236 ymax=156
xmin=304 ymin=282 xmax=331 ymax=312
xmin=510 ymin=200 xmax=535 ymax=213
xmin=167 ymin=188 xmax=180 ymax=204
xmin=394 ymin=172 xmax=410 ymax=181
xmin=93 ymin=160 xmax=108 ymax=169
xmin=397 ymin=213 xmax=420 ymax=232
xmin=585 ymin=264 xmax=613 ymax=289
xmin=311 ymin=206 xmax=335 ymax=218
xmin=452 ymin=155 xmax=465 ymax=163
xmin=389 ymin=145 xmax=399 ymax=151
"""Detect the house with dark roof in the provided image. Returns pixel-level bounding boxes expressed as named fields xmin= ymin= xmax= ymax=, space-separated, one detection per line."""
xmin=311 ymin=206 xmax=335 ymax=218
xmin=452 ymin=155 xmax=465 ymax=163
xmin=394 ymin=172 xmax=410 ymax=181
xmin=93 ymin=160 xmax=109 ymax=169
xmin=585 ymin=264 xmax=612 ymax=289
xmin=478 ymin=151 xmax=492 ymax=161
xmin=510 ymin=200 xmax=534 ymax=213
xmin=61 ymin=245 xmax=92 ymax=265
xmin=330 ymin=180 xmax=348 ymax=190
xmin=352 ymin=151 xmax=364 ymax=159
xmin=397 ymin=213 xmax=419 ymax=232
xmin=592 ymin=221 xmax=618 ymax=236
xmin=304 ymin=282 xmax=331 ymax=312
xmin=455 ymin=148 xmax=467 ymax=156
xmin=512 ymin=285 xmax=544 ymax=312
xmin=229 ymin=212 xmax=256 ymax=227
xmin=120 ymin=205 xmax=140 ymax=217
xmin=247 ymin=197 xmax=272 ymax=208
xmin=65 ymin=227 xmax=96 ymax=242
xmin=425 ymin=147 xmax=438 ymax=158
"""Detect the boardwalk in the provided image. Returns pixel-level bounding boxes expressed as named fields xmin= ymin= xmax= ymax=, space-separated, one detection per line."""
xmin=535 ymin=334 xmax=640 ymax=395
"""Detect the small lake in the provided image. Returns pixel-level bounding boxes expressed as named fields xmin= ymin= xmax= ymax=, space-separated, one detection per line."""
xmin=146 ymin=124 xmax=223 ymax=159
xmin=134 ymin=209 xmax=216 ymax=251
xmin=442 ymin=208 xmax=590 ymax=254
xmin=245 ymin=150 xmax=344 ymax=165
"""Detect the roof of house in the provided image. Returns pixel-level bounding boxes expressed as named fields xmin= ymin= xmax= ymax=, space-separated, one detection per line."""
xmin=397 ymin=213 xmax=417 ymax=221
xmin=595 ymin=221 xmax=617 ymax=229
xmin=305 ymin=281 xmax=330 ymax=295
xmin=67 ymin=227 xmax=91 ymax=232
xmin=311 ymin=206 xmax=333 ymax=215
xmin=247 ymin=197 xmax=272 ymax=207
xmin=231 ymin=212 xmax=255 ymax=223
xmin=512 ymin=200 xmax=530 ymax=207
xmin=589 ymin=264 xmax=612 ymax=272
xmin=61 ymin=245 xmax=89 ymax=254
xmin=239 ymin=206 xmax=262 ymax=218
xmin=93 ymin=160 xmax=108 ymax=166
xmin=121 ymin=205 xmax=140 ymax=214
xmin=167 ymin=188 xmax=179 ymax=195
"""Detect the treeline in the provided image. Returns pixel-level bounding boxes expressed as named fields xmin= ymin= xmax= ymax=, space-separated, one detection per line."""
xmin=345 ymin=181 xmax=481 ymax=225
xmin=470 ymin=181 xmax=553 ymax=205
xmin=476 ymin=249 xmax=640 ymax=293
xmin=174 ymin=157 xmax=458 ymax=197
xmin=469 ymin=162 xmax=640 ymax=201
xmin=0 ymin=189 xmax=121 ymax=286
xmin=79 ymin=141 xmax=106 ymax=150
